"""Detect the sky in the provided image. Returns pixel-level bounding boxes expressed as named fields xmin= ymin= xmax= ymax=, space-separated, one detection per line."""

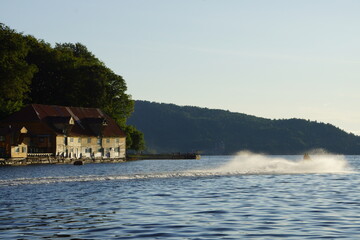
xmin=1 ymin=0 xmax=360 ymax=134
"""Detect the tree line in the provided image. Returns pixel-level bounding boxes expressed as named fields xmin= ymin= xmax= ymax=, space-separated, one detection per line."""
xmin=128 ymin=100 xmax=360 ymax=155
xmin=0 ymin=23 xmax=144 ymax=150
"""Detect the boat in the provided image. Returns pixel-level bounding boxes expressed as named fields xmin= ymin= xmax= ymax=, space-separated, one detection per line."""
xmin=303 ymin=153 xmax=311 ymax=160
xmin=73 ymin=160 xmax=84 ymax=165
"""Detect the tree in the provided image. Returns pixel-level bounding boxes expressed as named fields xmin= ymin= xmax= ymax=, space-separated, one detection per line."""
xmin=124 ymin=125 xmax=146 ymax=151
xmin=1 ymin=24 xmax=145 ymax=151
xmin=101 ymin=70 xmax=134 ymax=126
xmin=0 ymin=23 xmax=36 ymax=118
xmin=24 ymin=36 xmax=76 ymax=105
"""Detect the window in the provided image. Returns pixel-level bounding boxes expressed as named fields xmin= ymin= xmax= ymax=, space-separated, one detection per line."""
xmin=22 ymin=147 xmax=27 ymax=153
xmin=39 ymin=137 xmax=44 ymax=143
xmin=0 ymin=136 xmax=4 ymax=141
xmin=87 ymin=138 xmax=91 ymax=143
xmin=106 ymin=138 xmax=110 ymax=143
xmin=78 ymin=138 xmax=81 ymax=143
xmin=97 ymin=138 xmax=101 ymax=145
xmin=70 ymin=137 xmax=74 ymax=143
xmin=116 ymin=138 xmax=120 ymax=143
xmin=15 ymin=147 xmax=20 ymax=153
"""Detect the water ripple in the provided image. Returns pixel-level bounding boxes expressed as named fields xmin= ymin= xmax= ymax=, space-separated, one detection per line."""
xmin=1 ymin=156 xmax=360 ymax=239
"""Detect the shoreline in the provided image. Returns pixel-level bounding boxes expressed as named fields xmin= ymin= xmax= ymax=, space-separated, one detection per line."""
xmin=0 ymin=153 xmax=201 ymax=166
xmin=0 ymin=157 xmax=126 ymax=166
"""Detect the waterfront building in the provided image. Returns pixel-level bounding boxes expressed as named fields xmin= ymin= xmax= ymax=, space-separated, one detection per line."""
xmin=0 ymin=104 xmax=126 ymax=159
xmin=0 ymin=126 xmax=28 ymax=158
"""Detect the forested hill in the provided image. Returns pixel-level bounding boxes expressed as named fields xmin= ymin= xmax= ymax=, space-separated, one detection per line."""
xmin=127 ymin=100 xmax=360 ymax=155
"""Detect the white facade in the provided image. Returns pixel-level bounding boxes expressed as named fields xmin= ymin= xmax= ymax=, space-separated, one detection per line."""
xmin=56 ymin=136 xmax=126 ymax=159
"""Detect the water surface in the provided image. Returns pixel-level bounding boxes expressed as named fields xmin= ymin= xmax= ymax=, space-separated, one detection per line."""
xmin=1 ymin=154 xmax=360 ymax=239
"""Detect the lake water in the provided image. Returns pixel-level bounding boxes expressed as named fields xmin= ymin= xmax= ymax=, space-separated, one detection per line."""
xmin=1 ymin=153 xmax=360 ymax=239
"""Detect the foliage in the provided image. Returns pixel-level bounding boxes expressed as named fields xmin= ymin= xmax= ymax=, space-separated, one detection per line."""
xmin=124 ymin=125 xmax=146 ymax=152
xmin=0 ymin=23 xmax=37 ymax=118
xmin=24 ymin=40 xmax=134 ymax=124
xmin=0 ymin=23 xmax=144 ymax=150
xmin=127 ymin=100 xmax=360 ymax=154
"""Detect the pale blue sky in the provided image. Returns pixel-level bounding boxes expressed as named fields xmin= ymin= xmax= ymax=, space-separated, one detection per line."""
xmin=1 ymin=0 xmax=360 ymax=134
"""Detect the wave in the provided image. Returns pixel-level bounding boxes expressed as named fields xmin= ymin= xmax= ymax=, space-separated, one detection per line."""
xmin=0 ymin=172 xmax=222 ymax=187
xmin=0 ymin=152 xmax=354 ymax=186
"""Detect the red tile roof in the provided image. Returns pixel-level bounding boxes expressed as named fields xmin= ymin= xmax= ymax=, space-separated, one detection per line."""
xmin=1 ymin=104 xmax=126 ymax=137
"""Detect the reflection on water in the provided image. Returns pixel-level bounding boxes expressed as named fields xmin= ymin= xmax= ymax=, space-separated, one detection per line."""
xmin=0 ymin=155 xmax=360 ymax=239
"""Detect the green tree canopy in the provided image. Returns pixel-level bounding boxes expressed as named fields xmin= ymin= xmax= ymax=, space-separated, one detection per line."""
xmin=124 ymin=125 xmax=146 ymax=152
xmin=0 ymin=23 xmax=144 ymax=151
xmin=0 ymin=23 xmax=37 ymax=118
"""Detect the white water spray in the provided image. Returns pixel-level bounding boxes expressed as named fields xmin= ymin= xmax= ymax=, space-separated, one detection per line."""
xmin=214 ymin=151 xmax=353 ymax=174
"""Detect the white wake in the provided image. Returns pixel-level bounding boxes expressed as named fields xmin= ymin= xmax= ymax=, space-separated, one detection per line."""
xmin=0 ymin=151 xmax=353 ymax=186
xmin=213 ymin=151 xmax=353 ymax=175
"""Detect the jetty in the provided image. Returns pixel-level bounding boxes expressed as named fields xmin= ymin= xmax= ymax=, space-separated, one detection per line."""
xmin=126 ymin=153 xmax=201 ymax=161
xmin=0 ymin=153 xmax=126 ymax=166
xmin=0 ymin=152 xmax=200 ymax=166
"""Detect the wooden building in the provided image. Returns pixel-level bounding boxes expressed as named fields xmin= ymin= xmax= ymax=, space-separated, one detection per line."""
xmin=0 ymin=104 xmax=126 ymax=159
xmin=0 ymin=126 xmax=29 ymax=158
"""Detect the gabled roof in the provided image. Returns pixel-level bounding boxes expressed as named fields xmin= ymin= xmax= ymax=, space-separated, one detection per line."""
xmin=0 ymin=126 xmax=27 ymax=136
xmin=1 ymin=104 xmax=125 ymax=137
xmin=47 ymin=116 xmax=74 ymax=124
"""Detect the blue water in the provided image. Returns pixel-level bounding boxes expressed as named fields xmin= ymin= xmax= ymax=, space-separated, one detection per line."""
xmin=1 ymin=154 xmax=360 ymax=239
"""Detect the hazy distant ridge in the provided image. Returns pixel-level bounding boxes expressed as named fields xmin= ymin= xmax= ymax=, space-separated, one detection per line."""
xmin=127 ymin=101 xmax=360 ymax=155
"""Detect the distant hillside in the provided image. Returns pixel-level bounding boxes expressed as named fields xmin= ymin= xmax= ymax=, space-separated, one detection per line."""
xmin=127 ymin=100 xmax=360 ymax=154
